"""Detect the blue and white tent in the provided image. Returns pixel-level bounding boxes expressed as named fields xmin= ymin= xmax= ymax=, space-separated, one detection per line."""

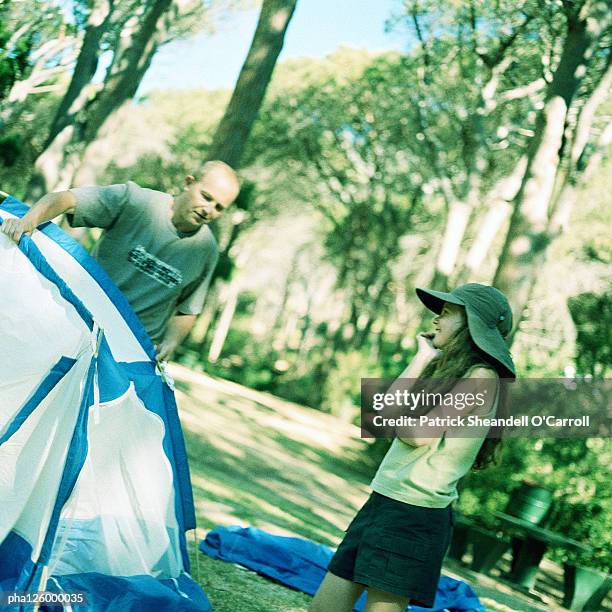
xmin=0 ymin=196 xmax=211 ymax=611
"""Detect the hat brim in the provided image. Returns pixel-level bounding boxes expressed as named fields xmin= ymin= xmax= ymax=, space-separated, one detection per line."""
xmin=416 ymin=288 xmax=466 ymax=314
xmin=465 ymin=309 xmax=516 ymax=379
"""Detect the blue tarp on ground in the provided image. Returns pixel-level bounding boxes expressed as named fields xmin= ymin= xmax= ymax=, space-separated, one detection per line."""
xmin=200 ymin=525 xmax=485 ymax=611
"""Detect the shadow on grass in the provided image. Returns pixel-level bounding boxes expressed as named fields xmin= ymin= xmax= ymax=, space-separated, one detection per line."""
xmin=175 ymin=369 xmax=576 ymax=612
xmin=173 ymin=372 xmax=384 ymax=610
xmin=178 ymin=375 xmax=378 ymax=546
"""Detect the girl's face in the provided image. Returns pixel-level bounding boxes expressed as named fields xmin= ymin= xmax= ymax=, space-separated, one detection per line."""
xmin=432 ymin=303 xmax=465 ymax=349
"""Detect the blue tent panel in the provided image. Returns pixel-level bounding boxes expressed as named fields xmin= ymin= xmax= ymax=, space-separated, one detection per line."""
xmin=46 ymin=572 xmax=212 ymax=612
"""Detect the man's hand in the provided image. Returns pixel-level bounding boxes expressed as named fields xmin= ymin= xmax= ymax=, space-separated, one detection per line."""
xmin=1 ymin=191 xmax=76 ymax=244
xmin=155 ymin=339 xmax=178 ymax=363
xmin=0 ymin=217 xmax=36 ymax=243
xmin=154 ymin=313 xmax=196 ymax=363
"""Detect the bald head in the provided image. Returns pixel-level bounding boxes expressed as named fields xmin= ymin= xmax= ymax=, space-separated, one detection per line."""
xmin=171 ymin=161 xmax=240 ymax=233
xmin=199 ymin=161 xmax=240 ymax=206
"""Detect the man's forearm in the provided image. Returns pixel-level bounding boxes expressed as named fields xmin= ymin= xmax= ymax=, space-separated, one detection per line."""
xmin=155 ymin=314 xmax=196 ymax=361
xmin=24 ymin=191 xmax=77 ymax=226
xmin=166 ymin=313 xmax=196 ymax=344
xmin=1 ymin=191 xmax=76 ymax=242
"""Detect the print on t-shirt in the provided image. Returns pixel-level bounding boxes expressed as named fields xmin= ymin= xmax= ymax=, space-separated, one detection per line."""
xmin=128 ymin=245 xmax=182 ymax=288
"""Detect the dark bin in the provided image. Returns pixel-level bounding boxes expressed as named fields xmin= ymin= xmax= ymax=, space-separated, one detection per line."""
xmin=505 ymin=483 xmax=552 ymax=525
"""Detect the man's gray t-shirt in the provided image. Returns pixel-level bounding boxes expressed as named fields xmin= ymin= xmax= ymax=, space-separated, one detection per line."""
xmin=68 ymin=181 xmax=218 ymax=344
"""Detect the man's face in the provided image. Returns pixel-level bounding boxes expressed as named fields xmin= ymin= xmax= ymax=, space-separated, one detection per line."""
xmin=172 ymin=168 xmax=238 ymax=233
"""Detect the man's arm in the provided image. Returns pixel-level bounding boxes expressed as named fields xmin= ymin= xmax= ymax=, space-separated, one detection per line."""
xmin=163 ymin=241 xmax=217 ymax=363
xmin=0 ymin=191 xmax=76 ymax=242
xmin=155 ymin=313 xmax=196 ymax=362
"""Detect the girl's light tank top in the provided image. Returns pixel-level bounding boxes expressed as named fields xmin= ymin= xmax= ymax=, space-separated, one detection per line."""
xmin=370 ymin=381 xmax=499 ymax=508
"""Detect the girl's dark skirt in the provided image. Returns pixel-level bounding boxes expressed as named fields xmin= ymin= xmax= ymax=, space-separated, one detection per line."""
xmin=328 ymin=491 xmax=453 ymax=608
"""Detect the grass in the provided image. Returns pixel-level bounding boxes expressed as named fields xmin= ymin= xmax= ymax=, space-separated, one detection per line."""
xmin=171 ymin=364 xmax=568 ymax=612
xmin=171 ymin=363 xmax=377 ymax=611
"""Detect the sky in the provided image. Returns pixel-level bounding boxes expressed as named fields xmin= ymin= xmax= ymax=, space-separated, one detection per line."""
xmin=138 ymin=0 xmax=408 ymax=94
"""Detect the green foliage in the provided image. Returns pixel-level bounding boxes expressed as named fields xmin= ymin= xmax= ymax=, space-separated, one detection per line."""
xmin=0 ymin=134 xmax=23 ymax=167
xmin=322 ymin=350 xmax=376 ymax=420
xmin=458 ymin=437 xmax=612 ymax=571
xmin=547 ymin=498 xmax=611 ymax=570
xmin=0 ymin=92 xmax=60 ymax=197
xmin=568 ymin=292 xmax=612 ymax=378
xmin=0 ymin=10 xmax=33 ymax=101
xmin=180 ymin=325 xmax=329 ymax=408
xmin=2 ymin=0 xmax=608 ymax=576
xmin=206 ymin=328 xmax=280 ymax=390
xmin=536 ymin=438 xmax=611 ymax=571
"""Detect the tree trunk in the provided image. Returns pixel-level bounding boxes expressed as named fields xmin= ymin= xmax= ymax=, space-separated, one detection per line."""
xmin=549 ymin=57 xmax=612 ymax=232
xmin=493 ymin=4 xmax=608 ymax=337
xmin=272 ymin=248 xmax=302 ymax=337
xmin=431 ymin=200 xmax=472 ymax=291
xmin=205 ymin=0 xmax=298 ymax=168
xmin=189 ymin=284 xmax=220 ymax=345
xmin=208 ymin=283 xmax=239 ymax=362
xmin=82 ymin=0 xmax=171 ymax=145
xmin=27 ymin=0 xmax=172 ymax=198
xmin=457 ymin=156 xmax=527 ymax=281
xmin=44 ymin=0 xmax=116 ymax=150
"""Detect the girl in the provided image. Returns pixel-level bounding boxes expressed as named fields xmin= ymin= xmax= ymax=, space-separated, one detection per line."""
xmin=311 ymin=283 xmax=516 ymax=612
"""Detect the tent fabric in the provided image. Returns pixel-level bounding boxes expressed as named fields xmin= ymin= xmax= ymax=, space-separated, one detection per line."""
xmin=0 ymin=196 xmax=210 ymax=611
xmin=200 ymin=525 xmax=485 ymax=612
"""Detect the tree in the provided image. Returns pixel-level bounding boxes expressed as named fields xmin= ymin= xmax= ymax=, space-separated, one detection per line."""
xmin=456 ymin=21 xmax=611 ymax=287
xmin=41 ymin=0 xmax=120 ymax=151
xmin=0 ymin=1 xmax=73 ymax=107
xmin=254 ymin=55 xmax=437 ymax=350
xmin=549 ymin=55 xmax=612 ymax=234
xmin=26 ymin=0 xmax=175 ymax=197
xmin=190 ymin=0 xmax=298 ymax=357
xmin=0 ymin=2 xmax=35 ymax=102
xmin=23 ymin=0 xmax=220 ymax=198
xmin=205 ymin=0 xmax=298 ymax=168
xmin=0 ymin=1 xmax=79 ymax=179
xmin=493 ymin=0 xmax=611 ymax=337
xmin=394 ymin=0 xmax=544 ymax=291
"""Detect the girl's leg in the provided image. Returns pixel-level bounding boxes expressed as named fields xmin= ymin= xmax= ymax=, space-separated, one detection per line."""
xmin=310 ymin=571 xmax=365 ymax=612
xmin=364 ymin=586 xmax=410 ymax=612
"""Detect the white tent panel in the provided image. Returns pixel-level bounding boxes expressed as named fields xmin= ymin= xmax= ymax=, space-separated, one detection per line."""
xmin=0 ymin=232 xmax=90 ymax=414
xmin=0 ymin=210 xmax=149 ymax=364
xmin=0 ymin=354 xmax=92 ymax=557
xmin=50 ymin=384 xmax=182 ymax=578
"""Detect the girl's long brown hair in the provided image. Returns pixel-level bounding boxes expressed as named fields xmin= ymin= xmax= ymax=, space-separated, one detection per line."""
xmin=415 ymin=323 xmax=508 ymax=469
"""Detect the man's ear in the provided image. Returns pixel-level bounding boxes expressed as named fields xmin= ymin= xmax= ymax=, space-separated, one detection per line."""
xmin=184 ymin=175 xmax=196 ymax=187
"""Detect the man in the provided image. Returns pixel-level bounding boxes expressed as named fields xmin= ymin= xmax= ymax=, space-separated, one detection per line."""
xmin=1 ymin=161 xmax=240 ymax=361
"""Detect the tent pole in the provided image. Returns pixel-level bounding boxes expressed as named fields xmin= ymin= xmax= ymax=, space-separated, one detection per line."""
xmin=0 ymin=189 xmax=9 ymax=198
xmin=33 ymin=565 xmax=49 ymax=612
xmin=192 ymin=528 xmax=201 ymax=583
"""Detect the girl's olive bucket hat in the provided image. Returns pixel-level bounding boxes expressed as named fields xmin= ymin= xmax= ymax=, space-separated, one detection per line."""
xmin=416 ymin=283 xmax=516 ymax=379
